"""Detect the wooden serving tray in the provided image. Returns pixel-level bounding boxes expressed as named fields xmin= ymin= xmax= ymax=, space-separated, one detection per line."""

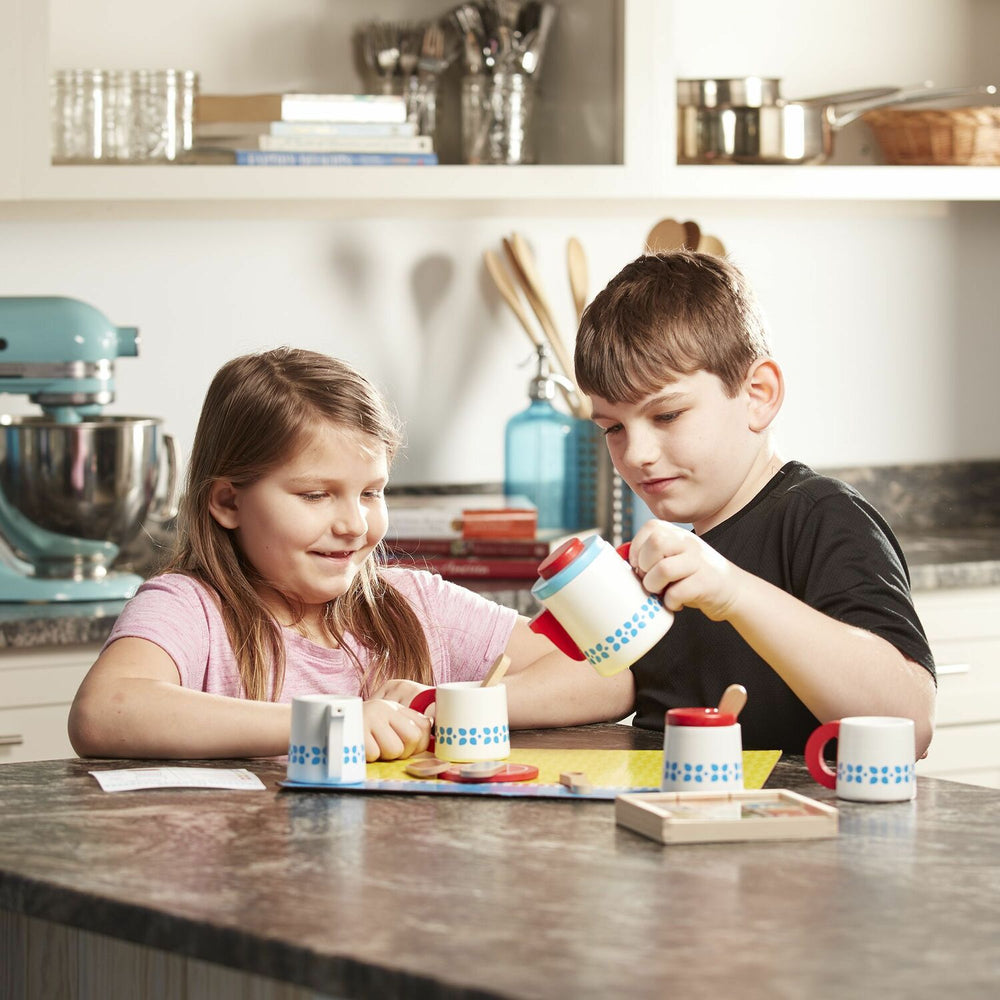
xmin=615 ymin=788 xmax=838 ymax=844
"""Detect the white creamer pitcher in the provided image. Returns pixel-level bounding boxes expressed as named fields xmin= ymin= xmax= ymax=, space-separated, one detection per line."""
xmin=528 ymin=535 xmax=673 ymax=676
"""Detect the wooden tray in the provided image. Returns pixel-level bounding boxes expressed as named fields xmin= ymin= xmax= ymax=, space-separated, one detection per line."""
xmin=615 ymin=788 xmax=837 ymax=844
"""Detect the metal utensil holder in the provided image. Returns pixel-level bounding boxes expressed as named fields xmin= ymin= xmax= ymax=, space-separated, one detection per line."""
xmin=571 ymin=421 xmax=634 ymax=546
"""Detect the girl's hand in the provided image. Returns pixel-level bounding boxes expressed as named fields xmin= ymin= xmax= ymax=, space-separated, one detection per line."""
xmin=372 ymin=678 xmax=433 ymax=707
xmin=362 ymin=699 xmax=432 ymax=761
xmin=630 ymin=519 xmax=744 ymax=621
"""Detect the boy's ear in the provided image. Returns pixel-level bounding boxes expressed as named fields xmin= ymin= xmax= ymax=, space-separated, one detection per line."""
xmin=208 ymin=480 xmax=241 ymax=529
xmin=745 ymin=358 xmax=784 ymax=432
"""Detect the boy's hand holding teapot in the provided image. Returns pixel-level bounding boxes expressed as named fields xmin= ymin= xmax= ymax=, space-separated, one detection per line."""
xmin=629 ymin=520 xmax=744 ymax=621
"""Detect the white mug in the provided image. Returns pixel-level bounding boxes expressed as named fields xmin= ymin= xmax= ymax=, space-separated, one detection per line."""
xmin=287 ymin=694 xmax=367 ymax=785
xmin=529 ymin=535 xmax=673 ymax=676
xmin=409 ymin=681 xmax=510 ymax=763
xmin=805 ymin=716 xmax=916 ymax=802
xmin=661 ymin=707 xmax=744 ymax=791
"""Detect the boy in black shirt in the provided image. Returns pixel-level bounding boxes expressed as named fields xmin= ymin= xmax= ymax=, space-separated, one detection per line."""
xmin=573 ymin=251 xmax=935 ymax=754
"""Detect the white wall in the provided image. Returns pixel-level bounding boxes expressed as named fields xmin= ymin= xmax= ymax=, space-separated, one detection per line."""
xmin=1 ymin=202 xmax=997 ymax=485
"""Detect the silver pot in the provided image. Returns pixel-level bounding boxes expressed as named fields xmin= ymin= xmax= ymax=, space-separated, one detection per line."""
xmin=677 ymin=83 xmax=995 ymax=164
xmin=0 ymin=415 xmax=178 ymax=580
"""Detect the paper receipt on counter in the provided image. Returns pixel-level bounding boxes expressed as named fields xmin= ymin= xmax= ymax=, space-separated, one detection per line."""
xmin=89 ymin=767 xmax=266 ymax=792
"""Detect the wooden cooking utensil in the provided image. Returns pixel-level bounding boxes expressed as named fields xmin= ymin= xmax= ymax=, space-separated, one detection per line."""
xmin=717 ymin=683 xmax=748 ymax=719
xmin=566 ymin=236 xmax=589 ymax=324
xmin=681 ymin=219 xmax=701 ymax=250
xmin=503 ymin=234 xmax=589 ymax=418
xmin=645 ymin=217 xmax=687 ymax=253
xmin=481 ymin=653 xmax=511 ymax=687
xmin=697 ymin=233 xmax=727 ymax=257
xmin=484 ymin=249 xmax=542 ymax=348
xmin=486 ymin=248 xmax=580 ymax=417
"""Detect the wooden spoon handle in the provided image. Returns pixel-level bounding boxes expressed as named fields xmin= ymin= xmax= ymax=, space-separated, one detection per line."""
xmin=481 ymin=653 xmax=511 ymax=687
xmin=717 ymin=683 xmax=747 ymax=719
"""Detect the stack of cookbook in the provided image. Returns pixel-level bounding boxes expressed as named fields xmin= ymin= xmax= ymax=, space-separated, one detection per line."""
xmin=193 ymin=92 xmax=438 ymax=165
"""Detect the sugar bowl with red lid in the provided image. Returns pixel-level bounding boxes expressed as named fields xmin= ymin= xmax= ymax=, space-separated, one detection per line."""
xmin=661 ymin=706 xmax=744 ymax=791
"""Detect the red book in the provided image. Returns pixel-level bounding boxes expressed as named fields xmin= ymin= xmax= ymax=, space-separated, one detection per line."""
xmin=384 ymin=554 xmax=541 ymax=580
xmin=385 ymin=536 xmax=556 ymax=559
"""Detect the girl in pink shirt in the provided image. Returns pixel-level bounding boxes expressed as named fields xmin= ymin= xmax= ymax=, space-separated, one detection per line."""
xmin=69 ymin=348 xmax=632 ymax=761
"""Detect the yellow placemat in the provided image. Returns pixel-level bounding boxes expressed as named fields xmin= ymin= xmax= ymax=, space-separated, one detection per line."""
xmin=362 ymin=748 xmax=781 ymax=796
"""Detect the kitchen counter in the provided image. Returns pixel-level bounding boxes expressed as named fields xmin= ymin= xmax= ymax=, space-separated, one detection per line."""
xmin=2 ymin=724 xmax=999 ymax=999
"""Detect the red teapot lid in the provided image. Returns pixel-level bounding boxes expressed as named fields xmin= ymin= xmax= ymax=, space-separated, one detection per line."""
xmin=666 ymin=707 xmax=736 ymax=727
xmin=537 ymin=537 xmax=585 ymax=579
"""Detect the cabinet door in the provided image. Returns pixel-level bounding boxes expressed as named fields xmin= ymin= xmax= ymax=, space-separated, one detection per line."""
xmin=912 ymin=588 xmax=1000 ymax=788
xmin=0 ymin=646 xmax=96 ymax=762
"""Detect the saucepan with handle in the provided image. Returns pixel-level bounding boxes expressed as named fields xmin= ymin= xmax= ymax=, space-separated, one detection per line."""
xmin=679 ymin=82 xmax=995 ymax=164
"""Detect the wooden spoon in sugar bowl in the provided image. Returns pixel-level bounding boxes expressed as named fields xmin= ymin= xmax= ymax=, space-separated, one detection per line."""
xmin=717 ymin=683 xmax=747 ymax=719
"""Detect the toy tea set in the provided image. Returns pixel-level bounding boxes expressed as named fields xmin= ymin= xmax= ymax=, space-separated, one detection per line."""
xmin=283 ymin=532 xmax=917 ymax=842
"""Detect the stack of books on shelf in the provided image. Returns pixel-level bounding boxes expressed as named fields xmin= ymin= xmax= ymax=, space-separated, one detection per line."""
xmin=193 ymin=92 xmax=438 ymax=166
xmin=382 ymin=493 xmax=597 ymax=587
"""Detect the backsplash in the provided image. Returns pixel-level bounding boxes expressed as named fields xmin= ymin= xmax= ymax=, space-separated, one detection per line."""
xmin=822 ymin=460 xmax=1000 ymax=533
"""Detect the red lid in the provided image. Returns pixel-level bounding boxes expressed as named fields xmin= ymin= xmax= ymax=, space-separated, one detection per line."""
xmin=537 ymin=537 xmax=585 ymax=579
xmin=666 ymin=707 xmax=736 ymax=727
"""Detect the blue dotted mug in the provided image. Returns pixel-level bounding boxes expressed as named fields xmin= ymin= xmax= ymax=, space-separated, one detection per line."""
xmin=409 ymin=681 xmax=510 ymax=763
xmin=805 ymin=717 xmax=916 ymax=803
xmin=287 ymin=695 xmax=367 ymax=785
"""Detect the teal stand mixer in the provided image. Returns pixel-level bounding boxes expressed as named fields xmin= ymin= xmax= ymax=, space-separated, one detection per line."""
xmin=0 ymin=296 xmax=177 ymax=602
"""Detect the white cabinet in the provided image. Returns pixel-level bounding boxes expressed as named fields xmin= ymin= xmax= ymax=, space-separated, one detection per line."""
xmin=0 ymin=646 xmax=95 ymax=763
xmin=2 ymin=0 xmax=999 ymax=208
xmin=913 ymin=587 xmax=1000 ymax=788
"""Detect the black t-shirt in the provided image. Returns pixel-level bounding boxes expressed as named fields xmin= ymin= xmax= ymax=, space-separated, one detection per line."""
xmin=630 ymin=461 xmax=935 ymax=752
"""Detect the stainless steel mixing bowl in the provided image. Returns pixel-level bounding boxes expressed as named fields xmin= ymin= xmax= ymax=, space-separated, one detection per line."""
xmin=0 ymin=415 xmax=177 ymax=580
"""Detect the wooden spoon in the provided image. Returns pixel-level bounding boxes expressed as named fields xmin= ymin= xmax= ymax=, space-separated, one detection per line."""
xmin=485 ymin=249 xmax=579 ymax=416
xmin=717 ymin=683 xmax=747 ymax=719
xmin=681 ymin=219 xmax=701 ymax=250
xmin=566 ymin=236 xmax=589 ymax=324
xmin=645 ymin=217 xmax=686 ymax=253
xmin=484 ymin=249 xmax=542 ymax=349
xmin=504 ymin=234 xmax=590 ymax=418
xmin=481 ymin=653 xmax=511 ymax=687
xmin=697 ymin=233 xmax=727 ymax=257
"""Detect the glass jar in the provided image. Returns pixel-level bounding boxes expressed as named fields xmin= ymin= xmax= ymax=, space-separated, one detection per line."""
xmin=462 ymin=72 xmax=537 ymax=165
xmin=50 ymin=68 xmax=198 ymax=163
xmin=128 ymin=69 xmax=199 ymax=161
xmin=50 ymin=70 xmax=106 ymax=162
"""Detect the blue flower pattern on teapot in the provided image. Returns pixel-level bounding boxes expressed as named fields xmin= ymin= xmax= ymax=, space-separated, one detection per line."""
xmin=583 ymin=597 xmax=663 ymax=667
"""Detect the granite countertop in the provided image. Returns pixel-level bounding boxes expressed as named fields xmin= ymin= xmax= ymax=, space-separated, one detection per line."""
xmin=2 ymin=725 xmax=999 ymax=999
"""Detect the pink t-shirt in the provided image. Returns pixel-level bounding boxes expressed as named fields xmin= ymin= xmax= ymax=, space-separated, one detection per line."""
xmin=103 ymin=568 xmax=519 ymax=701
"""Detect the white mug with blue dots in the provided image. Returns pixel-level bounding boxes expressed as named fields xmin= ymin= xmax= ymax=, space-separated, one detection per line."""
xmin=409 ymin=681 xmax=510 ymax=763
xmin=287 ymin=694 xmax=367 ymax=785
xmin=529 ymin=535 xmax=673 ymax=677
xmin=805 ymin=716 xmax=916 ymax=802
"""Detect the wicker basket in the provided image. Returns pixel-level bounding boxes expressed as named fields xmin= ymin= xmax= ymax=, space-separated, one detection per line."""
xmin=863 ymin=105 xmax=1000 ymax=165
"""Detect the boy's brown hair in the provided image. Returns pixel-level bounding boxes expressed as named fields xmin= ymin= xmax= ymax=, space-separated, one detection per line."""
xmin=575 ymin=250 xmax=772 ymax=402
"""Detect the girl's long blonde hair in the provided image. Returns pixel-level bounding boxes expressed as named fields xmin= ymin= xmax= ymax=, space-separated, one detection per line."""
xmin=166 ymin=348 xmax=432 ymax=701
